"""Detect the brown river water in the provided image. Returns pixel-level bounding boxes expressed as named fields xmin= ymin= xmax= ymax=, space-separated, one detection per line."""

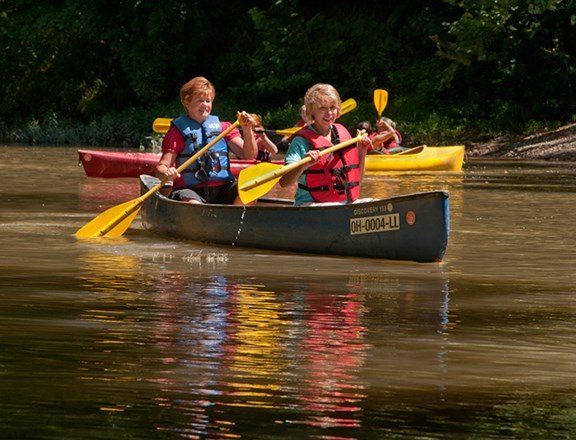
xmin=1 ymin=145 xmax=576 ymax=439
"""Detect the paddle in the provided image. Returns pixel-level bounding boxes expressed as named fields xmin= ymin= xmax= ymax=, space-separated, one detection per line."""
xmin=255 ymin=127 xmax=307 ymax=137
xmin=267 ymin=98 xmax=358 ymax=137
xmin=152 ymin=98 xmax=358 ymax=135
xmin=237 ymin=131 xmax=365 ymax=204
xmin=374 ymin=89 xmax=388 ymax=118
xmin=152 ymin=118 xmax=172 ymax=134
xmin=153 ymin=118 xmax=297 ymax=136
xmin=76 ymin=117 xmax=242 ymax=239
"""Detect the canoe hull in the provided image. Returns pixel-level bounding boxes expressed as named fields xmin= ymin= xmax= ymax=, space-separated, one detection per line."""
xmin=366 ymin=145 xmax=465 ymax=172
xmin=139 ymin=176 xmax=450 ymax=262
xmin=78 ymin=149 xmax=282 ymax=178
xmin=78 ymin=150 xmax=159 ymax=178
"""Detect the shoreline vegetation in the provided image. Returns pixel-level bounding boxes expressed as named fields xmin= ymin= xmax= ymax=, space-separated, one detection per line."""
xmin=2 ymin=116 xmax=575 ymax=163
xmin=2 ymin=2 xmax=574 ymax=164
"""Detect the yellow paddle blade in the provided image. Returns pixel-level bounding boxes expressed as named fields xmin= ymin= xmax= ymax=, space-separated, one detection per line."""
xmin=374 ymin=89 xmax=388 ymax=117
xmin=341 ymin=98 xmax=357 ymax=115
xmin=76 ymin=199 xmax=143 ymax=238
xmin=153 ymin=117 xmax=172 ymax=133
xmin=273 ymin=127 xmax=301 ymax=136
xmin=237 ymin=162 xmax=284 ymax=204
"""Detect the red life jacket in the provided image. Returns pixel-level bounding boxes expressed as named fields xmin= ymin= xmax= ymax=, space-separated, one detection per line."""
xmin=296 ymin=124 xmax=361 ymax=203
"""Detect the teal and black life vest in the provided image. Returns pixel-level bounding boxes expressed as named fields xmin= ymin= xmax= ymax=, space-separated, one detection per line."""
xmin=296 ymin=123 xmax=361 ymax=203
xmin=172 ymin=114 xmax=234 ymax=188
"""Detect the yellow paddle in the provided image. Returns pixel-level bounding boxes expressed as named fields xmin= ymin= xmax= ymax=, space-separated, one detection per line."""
xmin=237 ymin=131 xmax=365 ymax=204
xmin=152 ymin=98 xmax=358 ymax=135
xmin=153 ymin=117 xmax=299 ymax=136
xmin=76 ymin=117 xmax=242 ymax=239
xmin=152 ymin=117 xmax=172 ymax=133
xmin=374 ymin=89 xmax=388 ymax=118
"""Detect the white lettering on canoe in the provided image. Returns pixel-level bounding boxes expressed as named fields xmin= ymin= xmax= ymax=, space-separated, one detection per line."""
xmin=353 ymin=203 xmax=394 ymax=216
xmin=350 ymin=213 xmax=400 ymax=235
xmin=353 ymin=206 xmax=379 ymax=215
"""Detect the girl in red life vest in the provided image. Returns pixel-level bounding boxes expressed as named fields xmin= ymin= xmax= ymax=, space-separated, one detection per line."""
xmin=280 ymin=104 xmax=310 ymax=146
xmin=279 ymin=83 xmax=371 ymax=207
xmin=357 ymin=121 xmax=390 ymax=155
xmin=371 ymin=117 xmax=407 ymax=154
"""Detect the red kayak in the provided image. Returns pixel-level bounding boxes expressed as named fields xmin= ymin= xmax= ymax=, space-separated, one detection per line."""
xmin=78 ymin=149 xmax=282 ymax=178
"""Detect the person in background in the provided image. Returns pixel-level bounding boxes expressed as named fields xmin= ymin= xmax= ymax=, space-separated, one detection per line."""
xmin=295 ymin=104 xmax=309 ymax=127
xmin=155 ymin=76 xmax=258 ymax=205
xmin=356 ymin=121 xmax=388 ymax=155
xmin=280 ymin=104 xmax=310 ymax=147
xmin=279 ymin=83 xmax=371 ymax=206
xmin=251 ymin=113 xmax=279 ymax=162
xmin=370 ymin=116 xmax=407 ymax=154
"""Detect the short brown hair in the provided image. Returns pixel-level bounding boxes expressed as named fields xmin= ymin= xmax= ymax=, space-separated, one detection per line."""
xmin=180 ymin=76 xmax=215 ymax=106
xmin=250 ymin=113 xmax=263 ymax=128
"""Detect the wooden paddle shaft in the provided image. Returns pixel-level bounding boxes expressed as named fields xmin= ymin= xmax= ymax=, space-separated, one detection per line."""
xmin=152 ymin=99 xmax=357 ymax=134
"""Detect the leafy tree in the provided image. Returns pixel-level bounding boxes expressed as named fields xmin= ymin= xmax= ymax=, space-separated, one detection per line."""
xmin=431 ymin=0 xmax=576 ymax=125
xmin=0 ymin=0 xmax=575 ymax=144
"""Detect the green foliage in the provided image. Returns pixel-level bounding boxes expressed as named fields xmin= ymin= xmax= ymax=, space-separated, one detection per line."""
xmin=4 ymin=108 xmax=162 ymax=148
xmin=434 ymin=0 xmax=576 ymax=124
xmin=0 ymin=0 xmax=575 ymax=146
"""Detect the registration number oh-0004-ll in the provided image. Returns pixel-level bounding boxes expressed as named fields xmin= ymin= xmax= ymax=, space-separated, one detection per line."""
xmin=349 ymin=213 xmax=400 ymax=235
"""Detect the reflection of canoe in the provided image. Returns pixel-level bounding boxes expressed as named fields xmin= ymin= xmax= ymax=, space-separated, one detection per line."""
xmin=78 ymin=179 xmax=140 ymax=212
xmin=139 ymin=175 xmax=450 ymax=262
xmin=78 ymin=149 xmax=283 ymax=178
xmin=365 ymin=146 xmax=465 ymax=172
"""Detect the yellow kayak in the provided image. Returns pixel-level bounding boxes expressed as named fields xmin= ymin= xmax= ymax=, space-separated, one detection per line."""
xmin=365 ymin=145 xmax=465 ymax=172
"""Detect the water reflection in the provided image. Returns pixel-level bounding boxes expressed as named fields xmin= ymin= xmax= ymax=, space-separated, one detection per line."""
xmin=147 ymin=268 xmax=372 ymax=437
xmin=74 ymin=245 xmax=453 ymax=437
xmin=78 ymin=178 xmax=140 ymax=212
xmin=289 ymin=281 xmax=368 ymax=430
xmin=4 ymin=147 xmax=576 ymax=437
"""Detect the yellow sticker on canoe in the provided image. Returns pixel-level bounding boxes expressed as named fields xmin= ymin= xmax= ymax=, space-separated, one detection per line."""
xmin=350 ymin=213 xmax=400 ymax=235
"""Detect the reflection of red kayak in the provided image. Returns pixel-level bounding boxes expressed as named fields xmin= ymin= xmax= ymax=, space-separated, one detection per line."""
xmin=78 ymin=179 xmax=140 ymax=212
xmin=78 ymin=149 xmax=283 ymax=178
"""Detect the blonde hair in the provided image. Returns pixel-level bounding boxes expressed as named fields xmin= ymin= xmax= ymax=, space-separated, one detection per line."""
xmin=303 ymin=83 xmax=342 ymax=122
xmin=180 ymin=76 xmax=215 ymax=106
xmin=298 ymin=104 xmax=309 ymax=123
